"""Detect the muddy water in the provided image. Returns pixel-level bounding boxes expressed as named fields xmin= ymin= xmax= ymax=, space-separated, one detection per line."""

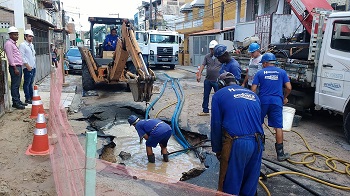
xmin=103 ymin=123 xmax=203 ymax=181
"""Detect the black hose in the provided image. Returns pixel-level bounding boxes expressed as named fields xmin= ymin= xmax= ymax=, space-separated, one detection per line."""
xmin=167 ymin=145 xmax=212 ymax=156
xmin=262 ymin=157 xmax=347 ymax=187
xmin=193 ymin=139 xmax=211 ymax=147
xmin=262 ymin=162 xmax=321 ymax=196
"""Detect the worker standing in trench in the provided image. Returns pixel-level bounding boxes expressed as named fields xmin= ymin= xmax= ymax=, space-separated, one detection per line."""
xmin=196 ymin=40 xmax=221 ymax=116
xmin=251 ymin=53 xmax=292 ymax=162
xmin=211 ymin=72 xmax=264 ymax=195
xmin=128 ymin=115 xmax=172 ymax=163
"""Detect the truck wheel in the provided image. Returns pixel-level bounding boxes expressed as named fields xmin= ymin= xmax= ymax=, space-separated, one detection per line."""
xmin=170 ymin=64 xmax=175 ymax=70
xmin=344 ymin=112 xmax=350 ymax=144
xmin=82 ymin=61 xmax=95 ymax=91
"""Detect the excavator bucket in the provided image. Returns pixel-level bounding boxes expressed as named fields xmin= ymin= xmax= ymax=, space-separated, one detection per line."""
xmin=126 ymin=68 xmax=155 ymax=102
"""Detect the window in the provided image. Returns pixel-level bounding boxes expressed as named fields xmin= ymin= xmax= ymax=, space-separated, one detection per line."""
xmin=150 ymin=34 xmax=178 ymax=44
xmin=187 ymin=12 xmax=193 ymax=21
xmin=198 ymin=8 xmax=204 ymax=18
xmin=223 ymin=30 xmax=234 ymax=41
xmin=331 ymin=21 xmax=350 ymax=53
xmin=32 ymin=28 xmax=49 ymax=55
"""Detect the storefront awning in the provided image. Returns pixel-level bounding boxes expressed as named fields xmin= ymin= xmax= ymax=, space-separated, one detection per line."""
xmin=190 ymin=0 xmax=205 ymax=8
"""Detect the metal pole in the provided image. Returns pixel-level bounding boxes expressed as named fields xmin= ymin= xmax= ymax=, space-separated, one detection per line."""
xmin=14 ymin=0 xmax=25 ymax=44
xmin=149 ymin=0 xmax=153 ymax=30
xmin=220 ymin=2 xmax=224 ymax=30
xmin=84 ymin=131 xmax=97 ymax=196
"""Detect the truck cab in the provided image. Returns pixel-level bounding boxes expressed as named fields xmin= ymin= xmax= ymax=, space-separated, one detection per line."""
xmin=315 ymin=12 xmax=350 ymax=114
xmin=135 ymin=30 xmax=179 ymax=69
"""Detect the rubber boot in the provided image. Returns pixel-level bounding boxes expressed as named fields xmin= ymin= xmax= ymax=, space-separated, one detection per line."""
xmin=275 ymin=143 xmax=290 ymax=162
xmin=147 ymin=153 xmax=155 ymax=163
xmin=162 ymin=153 xmax=169 ymax=162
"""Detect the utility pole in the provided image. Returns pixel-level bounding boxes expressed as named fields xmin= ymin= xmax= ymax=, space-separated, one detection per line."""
xmin=14 ymin=0 xmax=25 ymax=43
xmin=149 ymin=0 xmax=152 ymax=30
xmin=220 ymin=2 xmax=224 ymax=30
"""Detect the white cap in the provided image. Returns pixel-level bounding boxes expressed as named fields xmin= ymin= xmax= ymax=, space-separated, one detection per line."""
xmin=209 ymin=40 xmax=218 ymax=49
xmin=24 ymin=29 xmax=34 ymax=36
xmin=8 ymin=26 xmax=19 ymax=34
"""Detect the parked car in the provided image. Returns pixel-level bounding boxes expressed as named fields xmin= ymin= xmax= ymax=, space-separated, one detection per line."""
xmin=65 ymin=47 xmax=82 ymax=73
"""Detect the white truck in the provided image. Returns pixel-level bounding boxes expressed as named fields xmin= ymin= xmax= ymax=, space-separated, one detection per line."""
xmin=135 ymin=30 xmax=180 ymax=69
xmin=234 ymin=10 xmax=350 ymax=143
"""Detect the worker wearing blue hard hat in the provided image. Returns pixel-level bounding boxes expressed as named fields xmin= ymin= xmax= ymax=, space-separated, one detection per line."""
xmin=251 ymin=52 xmax=292 ymax=162
xmin=211 ymin=72 xmax=264 ymax=195
xmin=241 ymin=43 xmax=263 ymax=90
xmin=128 ymin=115 xmax=172 ymax=163
xmin=213 ymin=44 xmax=242 ymax=82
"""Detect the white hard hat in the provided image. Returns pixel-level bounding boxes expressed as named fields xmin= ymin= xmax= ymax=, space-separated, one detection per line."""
xmin=209 ymin=40 xmax=218 ymax=49
xmin=8 ymin=26 xmax=19 ymax=34
xmin=24 ymin=29 xmax=34 ymax=36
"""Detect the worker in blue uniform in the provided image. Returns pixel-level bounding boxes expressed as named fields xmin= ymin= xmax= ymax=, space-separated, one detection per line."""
xmin=103 ymin=28 xmax=118 ymax=51
xmin=211 ymin=72 xmax=264 ymax=195
xmin=251 ymin=53 xmax=292 ymax=162
xmin=213 ymin=44 xmax=242 ymax=82
xmin=128 ymin=115 xmax=172 ymax=163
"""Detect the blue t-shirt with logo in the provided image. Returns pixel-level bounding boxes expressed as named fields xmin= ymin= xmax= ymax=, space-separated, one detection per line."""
xmin=219 ymin=58 xmax=241 ymax=81
xmin=211 ymin=85 xmax=263 ymax=152
xmin=252 ymin=66 xmax=290 ymax=106
xmin=135 ymin=119 xmax=170 ymax=138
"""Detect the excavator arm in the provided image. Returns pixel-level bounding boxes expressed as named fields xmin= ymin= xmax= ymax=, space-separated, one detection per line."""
xmin=109 ymin=21 xmax=156 ymax=102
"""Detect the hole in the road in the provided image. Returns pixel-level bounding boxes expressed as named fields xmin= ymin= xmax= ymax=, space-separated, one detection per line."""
xmin=81 ymin=103 xmax=211 ymax=181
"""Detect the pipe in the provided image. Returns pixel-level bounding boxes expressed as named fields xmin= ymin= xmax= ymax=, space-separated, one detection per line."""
xmin=262 ymin=162 xmax=321 ymax=196
xmin=145 ymin=78 xmax=170 ymax=119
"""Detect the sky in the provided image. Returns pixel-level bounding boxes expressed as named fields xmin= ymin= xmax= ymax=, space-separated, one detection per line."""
xmin=61 ymin=0 xmax=144 ymax=31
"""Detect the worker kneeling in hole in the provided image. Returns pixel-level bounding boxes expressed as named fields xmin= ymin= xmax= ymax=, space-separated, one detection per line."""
xmin=211 ymin=72 xmax=264 ymax=195
xmin=128 ymin=115 xmax=172 ymax=163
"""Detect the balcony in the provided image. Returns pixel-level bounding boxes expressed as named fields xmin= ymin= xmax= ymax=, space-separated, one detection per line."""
xmin=24 ymin=0 xmax=54 ymax=25
xmin=175 ymin=19 xmax=203 ymax=31
xmin=39 ymin=0 xmax=54 ymax=9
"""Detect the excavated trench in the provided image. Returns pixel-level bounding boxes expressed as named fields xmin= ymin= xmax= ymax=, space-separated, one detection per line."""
xmin=76 ymin=102 xmax=212 ymax=182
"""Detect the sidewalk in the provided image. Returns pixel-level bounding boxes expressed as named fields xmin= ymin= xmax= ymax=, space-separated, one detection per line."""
xmin=18 ymin=74 xmax=79 ymax=109
xmin=177 ymin=65 xmax=206 ymax=76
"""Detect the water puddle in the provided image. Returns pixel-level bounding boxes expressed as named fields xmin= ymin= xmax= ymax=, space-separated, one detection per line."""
xmin=103 ymin=123 xmax=203 ymax=181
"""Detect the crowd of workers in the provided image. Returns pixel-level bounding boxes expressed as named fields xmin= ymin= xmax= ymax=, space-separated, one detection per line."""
xmin=127 ymin=40 xmax=292 ymax=195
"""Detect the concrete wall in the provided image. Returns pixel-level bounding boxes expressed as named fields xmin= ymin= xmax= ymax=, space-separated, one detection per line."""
xmin=35 ymin=55 xmax=51 ymax=83
xmin=271 ymin=13 xmax=302 ymax=44
xmin=214 ymin=19 xmax=235 ymax=29
xmin=234 ymin=21 xmax=256 ymax=43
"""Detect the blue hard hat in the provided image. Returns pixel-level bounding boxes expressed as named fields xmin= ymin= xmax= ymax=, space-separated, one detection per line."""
xmin=213 ymin=44 xmax=227 ymax=57
xmin=260 ymin=52 xmax=276 ymax=63
xmin=248 ymin=43 xmax=260 ymax=53
xmin=128 ymin=115 xmax=139 ymax=126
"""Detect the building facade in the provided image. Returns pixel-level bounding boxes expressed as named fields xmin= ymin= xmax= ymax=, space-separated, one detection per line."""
xmin=0 ymin=0 xmax=61 ymax=113
xmin=136 ymin=0 xmax=185 ymax=31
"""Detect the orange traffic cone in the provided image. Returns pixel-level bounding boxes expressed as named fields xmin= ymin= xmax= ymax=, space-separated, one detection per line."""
xmin=26 ymin=113 xmax=50 ymax=155
xmin=30 ymin=85 xmax=45 ymax=119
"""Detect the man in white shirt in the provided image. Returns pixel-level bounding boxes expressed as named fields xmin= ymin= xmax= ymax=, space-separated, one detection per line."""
xmin=19 ymin=29 xmax=36 ymax=104
xmin=241 ymin=43 xmax=262 ymax=90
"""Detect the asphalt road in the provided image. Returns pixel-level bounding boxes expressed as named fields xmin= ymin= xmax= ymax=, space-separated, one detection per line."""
xmin=68 ymin=65 xmax=350 ymax=195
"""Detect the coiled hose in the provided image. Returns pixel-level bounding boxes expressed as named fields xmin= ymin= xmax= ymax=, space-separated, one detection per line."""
xmin=145 ymin=78 xmax=170 ymax=120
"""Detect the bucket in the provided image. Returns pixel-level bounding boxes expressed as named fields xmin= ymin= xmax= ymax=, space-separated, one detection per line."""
xmin=282 ymin=106 xmax=296 ymax=131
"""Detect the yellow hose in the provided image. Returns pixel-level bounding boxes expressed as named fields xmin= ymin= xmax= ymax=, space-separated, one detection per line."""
xmin=154 ymin=101 xmax=177 ymax=118
xmin=260 ymin=127 xmax=350 ymax=194
xmin=258 ymin=180 xmax=271 ymax=196
xmin=263 ymin=171 xmax=350 ymax=190
xmin=154 ymin=93 xmax=201 ymax=118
